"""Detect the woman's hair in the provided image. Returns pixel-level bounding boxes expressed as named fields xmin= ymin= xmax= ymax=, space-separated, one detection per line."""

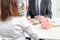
xmin=0 ymin=0 xmax=21 ymax=21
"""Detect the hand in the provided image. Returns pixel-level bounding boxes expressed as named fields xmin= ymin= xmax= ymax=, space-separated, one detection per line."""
xmin=27 ymin=16 xmax=31 ymax=20
xmin=35 ymin=16 xmax=44 ymax=20
xmin=27 ymin=16 xmax=33 ymax=23
xmin=41 ymin=18 xmax=52 ymax=29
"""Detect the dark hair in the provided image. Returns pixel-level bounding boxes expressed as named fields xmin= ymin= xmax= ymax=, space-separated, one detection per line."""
xmin=0 ymin=0 xmax=21 ymax=21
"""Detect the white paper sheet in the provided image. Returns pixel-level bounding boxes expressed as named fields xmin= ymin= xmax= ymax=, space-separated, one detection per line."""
xmin=52 ymin=17 xmax=60 ymax=26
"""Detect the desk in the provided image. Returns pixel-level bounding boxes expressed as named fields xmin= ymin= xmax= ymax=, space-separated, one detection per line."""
xmin=25 ymin=24 xmax=60 ymax=39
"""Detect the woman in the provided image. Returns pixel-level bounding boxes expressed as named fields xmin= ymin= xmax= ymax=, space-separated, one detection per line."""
xmin=0 ymin=0 xmax=39 ymax=40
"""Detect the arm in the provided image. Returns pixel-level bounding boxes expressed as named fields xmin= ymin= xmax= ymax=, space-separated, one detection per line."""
xmin=40 ymin=0 xmax=52 ymax=19
xmin=24 ymin=26 xmax=39 ymax=40
xmin=26 ymin=0 xmax=31 ymax=17
xmin=27 ymin=6 xmax=32 ymax=17
xmin=46 ymin=0 xmax=52 ymax=18
xmin=20 ymin=17 xmax=39 ymax=40
xmin=27 ymin=0 xmax=33 ymax=18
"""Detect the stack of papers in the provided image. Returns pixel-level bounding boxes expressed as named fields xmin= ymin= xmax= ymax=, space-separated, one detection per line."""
xmin=52 ymin=17 xmax=60 ymax=26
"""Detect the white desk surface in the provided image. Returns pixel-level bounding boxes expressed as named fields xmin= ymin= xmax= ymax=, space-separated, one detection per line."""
xmin=26 ymin=25 xmax=60 ymax=39
xmin=25 ymin=24 xmax=60 ymax=39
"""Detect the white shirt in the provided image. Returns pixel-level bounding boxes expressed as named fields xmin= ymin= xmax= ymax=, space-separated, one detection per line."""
xmin=36 ymin=0 xmax=41 ymax=15
xmin=0 ymin=16 xmax=39 ymax=40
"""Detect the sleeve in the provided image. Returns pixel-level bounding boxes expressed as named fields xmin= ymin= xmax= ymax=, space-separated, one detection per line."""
xmin=26 ymin=6 xmax=32 ymax=17
xmin=20 ymin=17 xmax=39 ymax=40
xmin=26 ymin=0 xmax=32 ymax=17
xmin=46 ymin=0 xmax=52 ymax=18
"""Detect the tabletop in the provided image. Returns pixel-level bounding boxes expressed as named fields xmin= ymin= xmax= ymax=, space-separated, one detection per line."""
xmin=25 ymin=18 xmax=60 ymax=39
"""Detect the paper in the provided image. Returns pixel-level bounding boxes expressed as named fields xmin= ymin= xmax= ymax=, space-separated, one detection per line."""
xmin=52 ymin=17 xmax=60 ymax=26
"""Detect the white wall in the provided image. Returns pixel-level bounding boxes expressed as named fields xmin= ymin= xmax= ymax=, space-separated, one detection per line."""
xmin=52 ymin=0 xmax=60 ymax=18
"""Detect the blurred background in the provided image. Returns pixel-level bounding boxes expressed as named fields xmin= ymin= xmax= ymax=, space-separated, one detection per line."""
xmin=52 ymin=0 xmax=60 ymax=18
xmin=18 ymin=0 xmax=60 ymax=18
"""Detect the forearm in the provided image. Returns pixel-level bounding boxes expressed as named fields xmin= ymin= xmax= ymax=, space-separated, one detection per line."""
xmin=24 ymin=26 xmax=39 ymax=40
xmin=44 ymin=14 xmax=52 ymax=18
xmin=46 ymin=0 xmax=52 ymax=18
xmin=26 ymin=6 xmax=32 ymax=17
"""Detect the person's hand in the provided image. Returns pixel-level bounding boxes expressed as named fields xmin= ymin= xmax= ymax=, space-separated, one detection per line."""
xmin=40 ymin=18 xmax=52 ymax=29
xmin=35 ymin=16 xmax=51 ymax=29
xmin=27 ymin=16 xmax=31 ymax=20
xmin=27 ymin=16 xmax=33 ymax=23
xmin=35 ymin=16 xmax=44 ymax=20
